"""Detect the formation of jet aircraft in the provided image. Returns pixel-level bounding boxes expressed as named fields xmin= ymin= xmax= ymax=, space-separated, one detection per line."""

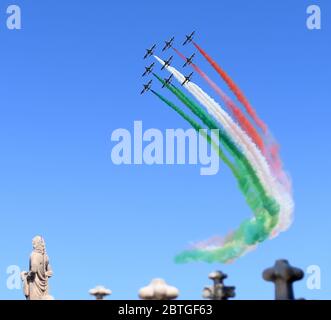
xmin=142 ymin=33 xmax=196 ymax=94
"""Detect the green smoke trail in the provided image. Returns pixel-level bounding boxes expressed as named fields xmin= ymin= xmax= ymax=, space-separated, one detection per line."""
xmin=153 ymin=73 xmax=271 ymax=203
xmin=151 ymin=89 xmax=237 ymax=174
xmin=152 ymin=74 xmax=279 ymax=263
xmin=152 ymin=88 xmax=256 ymax=197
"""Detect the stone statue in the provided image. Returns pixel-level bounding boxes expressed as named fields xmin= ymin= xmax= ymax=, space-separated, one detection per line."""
xmin=21 ymin=236 xmax=54 ymax=300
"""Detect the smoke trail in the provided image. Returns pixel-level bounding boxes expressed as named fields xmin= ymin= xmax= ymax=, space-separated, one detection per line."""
xmin=151 ymin=89 xmax=237 ymax=173
xmin=152 ymin=72 xmax=284 ymax=263
xmin=154 ymin=56 xmax=275 ymax=194
xmin=153 ymin=72 xmax=265 ymax=198
xmin=152 ymin=86 xmax=280 ymax=262
xmin=193 ymin=42 xmax=267 ymax=133
xmin=154 ymin=56 xmax=293 ymax=231
xmin=193 ymin=42 xmax=292 ymax=191
xmin=153 ymin=73 xmax=282 ymax=206
xmin=173 ymin=47 xmax=266 ymax=155
xmin=153 ymin=82 xmax=274 ymax=219
xmin=155 ymin=56 xmax=293 ymax=218
xmin=153 ymin=74 xmax=264 ymax=196
xmin=154 ymin=56 xmax=294 ymax=259
xmin=152 ymin=72 xmax=279 ymax=213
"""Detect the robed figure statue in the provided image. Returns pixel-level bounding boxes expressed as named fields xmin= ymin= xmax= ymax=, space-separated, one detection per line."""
xmin=21 ymin=236 xmax=54 ymax=300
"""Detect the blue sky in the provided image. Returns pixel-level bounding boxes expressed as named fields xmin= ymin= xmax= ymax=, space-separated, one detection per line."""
xmin=0 ymin=0 xmax=330 ymax=300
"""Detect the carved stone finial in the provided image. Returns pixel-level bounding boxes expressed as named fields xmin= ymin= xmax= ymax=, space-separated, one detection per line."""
xmin=203 ymin=271 xmax=236 ymax=300
xmin=139 ymin=278 xmax=179 ymax=300
xmin=89 ymin=286 xmax=112 ymax=300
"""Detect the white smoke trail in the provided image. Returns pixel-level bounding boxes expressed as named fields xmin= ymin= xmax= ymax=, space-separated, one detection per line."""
xmin=154 ymin=55 xmax=293 ymax=235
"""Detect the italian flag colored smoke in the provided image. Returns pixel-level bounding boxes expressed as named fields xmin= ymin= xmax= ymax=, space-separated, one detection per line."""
xmin=192 ymin=42 xmax=292 ymax=191
xmin=145 ymin=42 xmax=294 ymax=264
xmin=173 ymin=47 xmax=265 ymax=156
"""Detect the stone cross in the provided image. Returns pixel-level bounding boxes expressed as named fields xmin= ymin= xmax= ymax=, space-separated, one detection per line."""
xmin=139 ymin=278 xmax=179 ymax=300
xmin=263 ymin=259 xmax=304 ymax=300
xmin=202 ymin=271 xmax=236 ymax=300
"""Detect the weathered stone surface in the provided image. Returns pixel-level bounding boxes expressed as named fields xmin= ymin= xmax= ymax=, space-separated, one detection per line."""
xmin=139 ymin=278 xmax=179 ymax=300
xmin=21 ymin=236 xmax=54 ymax=300
xmin=89 ymin=286 xmax=112 ymax=300
xmin=203 ymin=271 xmax=236 ymax=300
xmin=263 ymin=259 xmax=304 ymax=300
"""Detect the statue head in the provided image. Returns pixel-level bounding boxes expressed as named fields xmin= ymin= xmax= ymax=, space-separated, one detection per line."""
xmin=32 ymin=235 xmax=46 ymax=254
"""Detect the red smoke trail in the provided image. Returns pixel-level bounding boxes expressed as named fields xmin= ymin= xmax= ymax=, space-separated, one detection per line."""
xmin=193 ymin=42 xmax=268 ymax=133
xmin=173 ymin=47 xmax=265 ymax=155
xmin=189 ymin=44 xmax=291 ymax=191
